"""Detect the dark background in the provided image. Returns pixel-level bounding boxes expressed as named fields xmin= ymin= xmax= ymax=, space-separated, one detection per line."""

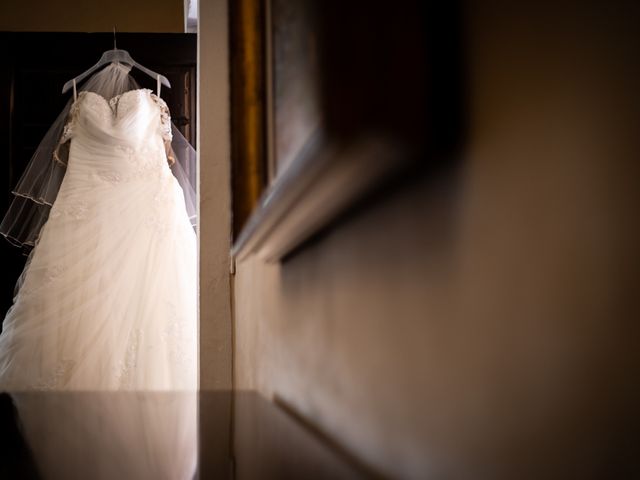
xmin=0 ymin=32 xmax=197 ymax=322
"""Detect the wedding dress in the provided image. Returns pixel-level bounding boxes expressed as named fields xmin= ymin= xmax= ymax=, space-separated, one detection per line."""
xmin=0 ymin=63 xmax=197 ymax=391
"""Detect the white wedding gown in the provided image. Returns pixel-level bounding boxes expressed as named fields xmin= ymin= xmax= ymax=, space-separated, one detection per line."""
xmin=0 ymin=86 xmax=197 ymax=390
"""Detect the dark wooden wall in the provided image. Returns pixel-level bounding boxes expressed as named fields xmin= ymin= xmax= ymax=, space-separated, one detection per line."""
xmin=0 ymin=32 xmax=197 ymax=322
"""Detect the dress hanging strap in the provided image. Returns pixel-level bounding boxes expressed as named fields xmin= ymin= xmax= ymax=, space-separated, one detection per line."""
xmin=157 ymin=75 xmax=161 ymax=97
xmin=72 ymin=79 xmax=77 ymax=102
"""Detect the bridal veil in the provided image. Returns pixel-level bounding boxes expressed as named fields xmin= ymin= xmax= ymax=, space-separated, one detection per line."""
xmin=0 ymin=62 xmax=197 ymax=254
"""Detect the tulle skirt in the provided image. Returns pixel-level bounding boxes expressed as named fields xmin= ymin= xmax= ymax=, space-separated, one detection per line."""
xmin=0 ymin=156 xmax=197 ymax=391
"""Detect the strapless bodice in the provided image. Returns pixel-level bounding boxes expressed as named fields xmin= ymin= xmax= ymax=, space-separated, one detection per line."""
xmin=56 ymin=88 xmax=174 ymax=183
xmin=68 ymin=88 xmax=170 ymax=148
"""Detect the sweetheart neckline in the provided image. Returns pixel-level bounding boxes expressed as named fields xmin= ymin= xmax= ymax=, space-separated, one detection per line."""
xmin=72 ymin=88 xmax=164 ymax=110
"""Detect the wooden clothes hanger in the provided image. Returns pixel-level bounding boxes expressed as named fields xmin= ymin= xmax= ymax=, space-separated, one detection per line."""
xmin=61 ymin=27 xmax=171 ymax=98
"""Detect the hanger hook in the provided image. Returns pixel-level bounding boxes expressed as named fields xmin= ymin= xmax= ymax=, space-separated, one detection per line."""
xmin=113 ymin=26 xmax=117 ymax=50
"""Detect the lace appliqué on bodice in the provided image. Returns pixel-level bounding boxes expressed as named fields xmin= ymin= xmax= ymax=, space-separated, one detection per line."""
xmin=98 ymin=143 xmax=170 ymax=183
xmin=52 ymin=92 xmax=85 ymax=165
xmin=151 ymin=94 xmax=173 ymax=142
xmin=150 ymin=94 xmax=176 ymax=165
xmin=52 ymin=89 xmax=174 ymax=165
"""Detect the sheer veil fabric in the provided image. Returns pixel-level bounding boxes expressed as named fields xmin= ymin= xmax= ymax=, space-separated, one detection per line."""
xmin=0 ymin=62 xmax=196 ymax=255
xmin=0 ymin=62 xmax=198 ymax=391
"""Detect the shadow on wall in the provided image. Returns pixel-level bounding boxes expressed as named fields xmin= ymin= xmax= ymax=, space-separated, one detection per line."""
xmin=233 ymin=0 xmax=640 ymax=478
